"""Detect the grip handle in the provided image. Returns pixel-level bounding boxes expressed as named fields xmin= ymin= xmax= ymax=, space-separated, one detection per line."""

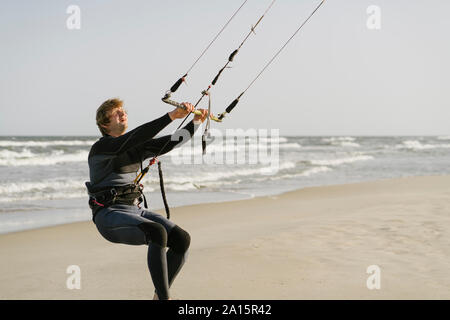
xmin=170 ymin=74 xmax=187 ymax=93
xmin=162 ymin=97 xmax=222 ymax=122
xmin=225 ymin=92 xmax=244 ymax=113
xmin=162 ymin=97 xmax=203 ymax=116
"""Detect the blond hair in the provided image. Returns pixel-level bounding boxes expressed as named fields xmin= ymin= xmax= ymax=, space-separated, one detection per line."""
xmin=96 ymin=98 xmax=123 ymax=136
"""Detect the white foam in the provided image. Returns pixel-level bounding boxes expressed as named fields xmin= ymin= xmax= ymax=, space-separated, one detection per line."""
xmin=258 ymin=137 xmax=288 ymax=143
xmin=250 ymin=166 xmax=332 ymax=182
xmin=395 ymin=140 xmax=450 ymax=151
xmin=321 ymin=137 xmax=359 ymax=147
xmin=300 ymin=166 xmax=333 ymax=176
xmin=0 ymin=150 xmax=89 ymax=166
xmin=279 ymin=143 xmax=301 ymax=149
xmin=0 ymin=140 xmax=96 ymax=147
xmin=174 ymin=141 xmax=300 ymax=157
xmin=0 ymin=179 xmax=87 ymax=202
xmin=338 ymin=141 xmax=360 ymax=147
xmin=0 ymin=179 xmax=83 ymax=194
xmin=322 ymin=137 xmax=356 ymax=142
xmin=143 ymin=161 xmax=296 ymax=185
xmin=310 ymin=155 xmax=373 ymax=166
xmin=0 ymin=148 xmax=36 ymax=159
xmin=0 ymin=191 xmax=87 ymax=203
xmin=212 ymin=136 xmax=288 ymax=144
xmin=163 ymin=183 xmax=199 ymax=191
xmin=190 ymin=135 xmax=288 ymax=142
xmin=400 ymin=140 xmax=434 ymax=150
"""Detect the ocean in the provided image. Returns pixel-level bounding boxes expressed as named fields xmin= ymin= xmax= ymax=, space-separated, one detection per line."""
xmin=1 ymin=134 xmax=450 ymax=234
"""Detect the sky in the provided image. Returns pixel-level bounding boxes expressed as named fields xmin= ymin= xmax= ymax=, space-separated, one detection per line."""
xmin=0 ymin=0 xmax=449 ymax=136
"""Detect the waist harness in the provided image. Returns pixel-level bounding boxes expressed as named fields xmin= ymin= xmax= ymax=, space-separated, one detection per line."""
xmin=86 ymin=159 xmax=170 ymax=222
xmin=85 ymin=182 xmax=147 ymax=222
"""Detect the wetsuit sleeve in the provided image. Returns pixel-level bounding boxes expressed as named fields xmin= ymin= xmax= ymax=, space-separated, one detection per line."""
xmin=98 ymin=113 xmax=173 ymax=155
xmin=138 ymin=120 xmax=199 ymax=159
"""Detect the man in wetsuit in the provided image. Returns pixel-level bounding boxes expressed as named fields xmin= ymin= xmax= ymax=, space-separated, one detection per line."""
xmin=86 ymin=98 xmax=208 ymax=300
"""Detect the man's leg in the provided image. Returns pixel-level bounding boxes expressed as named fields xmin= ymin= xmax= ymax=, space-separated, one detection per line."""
xmin=166 ymin=225 xmax=191 ymax=287
xmin=94 ymin=205 xmax=171 ymax=300
xmin=137 ymin=222 xmax=170 ymax=300
xmin=140 ymin=211 xmax=191 ymax=287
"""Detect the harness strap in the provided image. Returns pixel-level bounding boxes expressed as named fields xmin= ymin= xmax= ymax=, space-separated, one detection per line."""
xmin=132 ymin=157 xmax=171 ymax=220
xmin=86 ymin=183 xmax=145 ymax=222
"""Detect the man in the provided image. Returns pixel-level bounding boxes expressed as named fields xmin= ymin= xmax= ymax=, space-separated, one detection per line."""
xmin=86 ymin=98 xmax=208 ymax=300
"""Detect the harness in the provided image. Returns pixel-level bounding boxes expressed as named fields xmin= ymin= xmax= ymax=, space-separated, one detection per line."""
xmin=86 ymin=157 xmax=170 ymax=222
xmin=86 ymin=182 xmax=145 ymax=221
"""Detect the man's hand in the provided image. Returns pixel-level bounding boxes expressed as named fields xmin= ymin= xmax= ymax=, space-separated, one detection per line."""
xmin=168 ymin=102 xmax=209 ymax=123
xmin=193 ymin=108 xmax=208 ymax=123
xmin=168 ymin=102 xmax=195 ymax=120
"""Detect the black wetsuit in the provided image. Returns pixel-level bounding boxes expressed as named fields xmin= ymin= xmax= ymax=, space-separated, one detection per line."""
xmin=87 ymin=113 xmax=199 ymax=300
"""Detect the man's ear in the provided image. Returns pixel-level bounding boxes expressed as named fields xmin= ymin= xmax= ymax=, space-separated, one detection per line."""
xmin=100 ymin=123 xmax=109 ymax=135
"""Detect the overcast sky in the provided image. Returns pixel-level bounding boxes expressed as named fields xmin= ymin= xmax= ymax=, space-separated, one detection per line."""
xmin=0 ymin=0 xmax=449 ymax=136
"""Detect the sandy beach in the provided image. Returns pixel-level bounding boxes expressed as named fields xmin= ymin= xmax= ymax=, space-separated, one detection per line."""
xmin=1 ymin=175 xmax=449 ymax=300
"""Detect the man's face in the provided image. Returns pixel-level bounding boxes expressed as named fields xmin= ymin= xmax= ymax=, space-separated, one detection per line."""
xmin=105 ymin=107 xmax=128 ymax=136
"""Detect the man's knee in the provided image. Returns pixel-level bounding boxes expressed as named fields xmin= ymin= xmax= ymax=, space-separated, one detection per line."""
xmin=168 ymin=225 xmax=191 ymax=254
xmin=138 ymin=222 xmax=167 ymax=247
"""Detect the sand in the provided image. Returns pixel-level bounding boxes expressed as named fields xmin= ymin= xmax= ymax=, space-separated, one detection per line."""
xmin=1 ymin=175 xmax=449 ymax=300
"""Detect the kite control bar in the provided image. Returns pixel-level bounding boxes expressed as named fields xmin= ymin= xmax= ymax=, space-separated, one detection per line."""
xmin=162 ymin=93 xmax=222 ymax=122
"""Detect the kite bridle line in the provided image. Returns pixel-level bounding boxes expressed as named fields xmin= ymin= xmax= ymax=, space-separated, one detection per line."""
xmin=162 ymin=0 xmax=277 ymax=122
xmin=217 ymin=0 xmax=326 ymax=120
xmin=162 ymin=0 xmax=277 ymax=155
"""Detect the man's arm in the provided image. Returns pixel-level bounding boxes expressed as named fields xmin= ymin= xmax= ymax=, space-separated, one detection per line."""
xmin=98 ymin=104 xmax=199 ymax=155
xmin=138 ymin=120 xmax=201 ymax=159
xmin=97 ymin=113 xmax=173 ymax=155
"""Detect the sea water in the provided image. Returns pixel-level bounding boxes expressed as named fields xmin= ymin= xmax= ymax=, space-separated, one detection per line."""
xmin=1 ymin=135 xmax=450 ymax=234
